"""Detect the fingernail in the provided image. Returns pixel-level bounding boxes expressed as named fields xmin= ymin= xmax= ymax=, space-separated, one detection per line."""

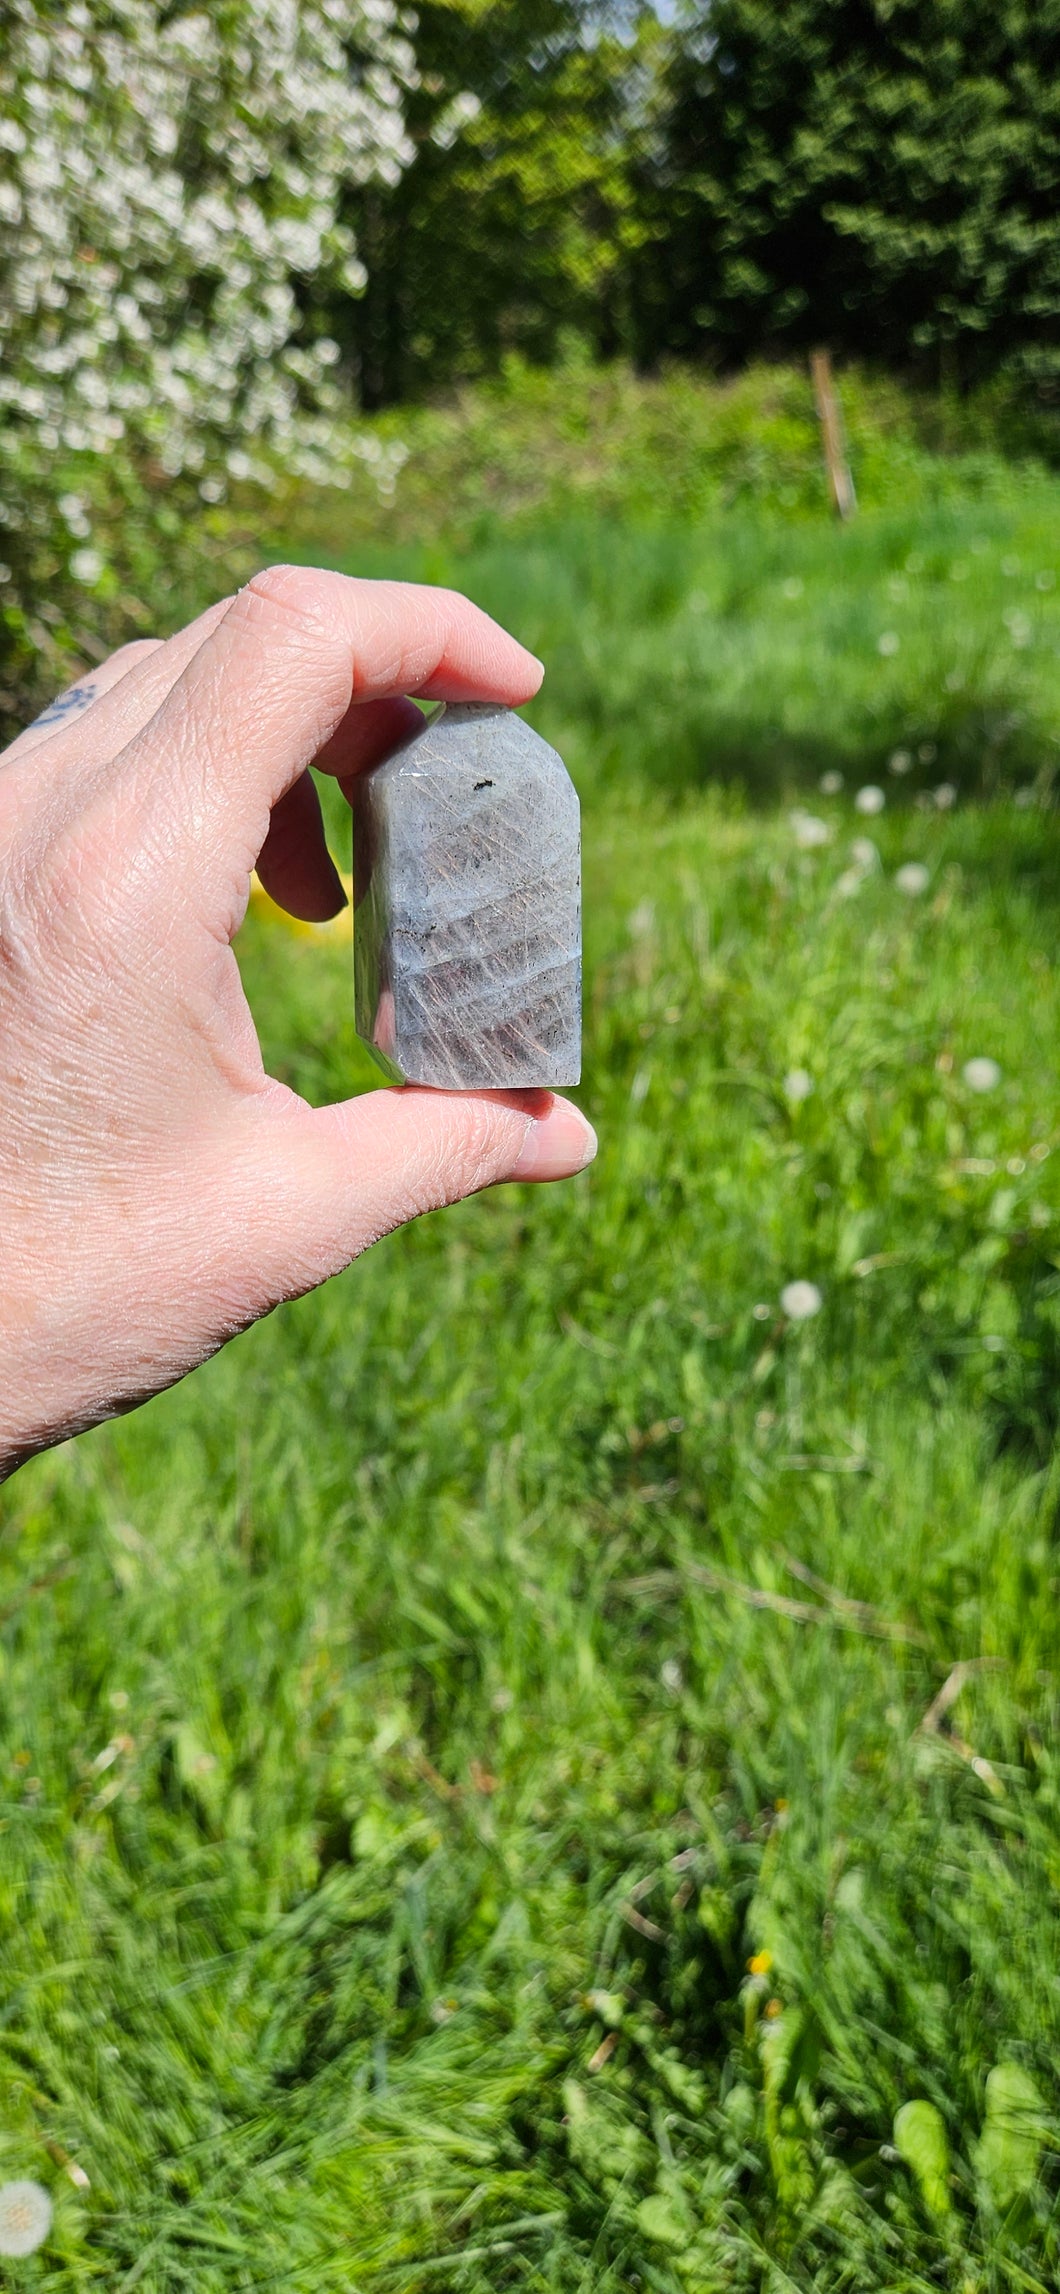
xmin=509 ymin=1096 xmax=597 ymax=1181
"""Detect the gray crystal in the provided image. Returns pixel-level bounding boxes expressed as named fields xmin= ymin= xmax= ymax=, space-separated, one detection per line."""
xmin=352 ymin=702 xmax=581 ymax=1088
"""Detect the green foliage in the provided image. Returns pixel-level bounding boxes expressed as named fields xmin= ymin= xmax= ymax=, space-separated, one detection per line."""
xmin=893 ymin=2099 xmax=951 ymax=2218
xmin=4 ymin=393 xmax=1060 ymax=2282
xmin=282 ymin=361 xmax=1060 ymax=807
xmin=640 ymin=0 xmax=1060 ymax=389
xmin=339 ymin=0 xmax=649 ymax=406
xmin=974 ymin=2064 xmax=1051 ymax=2213
xmin=0 ymin=0 xmax=413 ymax=732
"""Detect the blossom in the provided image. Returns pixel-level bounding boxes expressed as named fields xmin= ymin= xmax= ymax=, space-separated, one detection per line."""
xmin=0 ymin=0 xmax=419 ymax=640
xmin=69 ymin=546 xmax=103 ymax=585
xmin=888 ymin=748 xmax=912 ymax=776
xmin=0 ymin=2181 xmax=53 ymax=2259
xmin=849 ymin=837 xmax=879 ymax=870
xmin=962 ymin=1058 xmax=1002 ymax=1094
xmin=780 ymin=1280 xmax=822 ymax=1321
xmin=818 ymin=769 xmax=843 ymax=795
xmin=855 ymin=785 xmax=885 ymax=815
xmin=895 ymin=863 xmax=930 ymax=895
xmin=783 ymin=1069 xmax=814 ymax=1102
xmin=933 ymin=783 xmax=957 ymax=810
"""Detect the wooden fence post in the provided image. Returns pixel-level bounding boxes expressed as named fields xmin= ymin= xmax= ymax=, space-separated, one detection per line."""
xmin=810 ymin=349 xmax=856 ymax=521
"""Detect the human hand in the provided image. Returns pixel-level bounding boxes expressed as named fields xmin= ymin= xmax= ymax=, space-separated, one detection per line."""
xmin=0 ymin=568 xmax=596 ymax=1477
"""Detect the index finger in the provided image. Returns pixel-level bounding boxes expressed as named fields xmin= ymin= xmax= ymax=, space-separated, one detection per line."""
xmin=115 ymin=566 xmax=544 ymax=850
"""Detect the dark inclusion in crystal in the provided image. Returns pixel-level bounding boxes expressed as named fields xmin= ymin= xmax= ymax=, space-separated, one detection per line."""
xmin=352 ymin=702 xmax=581 ymax=1088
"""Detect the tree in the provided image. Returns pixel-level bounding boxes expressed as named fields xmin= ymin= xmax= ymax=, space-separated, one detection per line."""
xmin=638 ymin=0 xmax=1060 ymax=388
xmin=339 ymin=0 xmax=651 ymax=406
xmin=0 ymin=0 xmax=416 ymax=714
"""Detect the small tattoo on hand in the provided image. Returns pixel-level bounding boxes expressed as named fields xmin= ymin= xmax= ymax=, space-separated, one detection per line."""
xmin=27 ymin=681 xmax=99 ymax=730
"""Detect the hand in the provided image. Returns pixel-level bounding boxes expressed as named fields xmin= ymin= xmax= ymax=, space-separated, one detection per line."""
xmin=0 ymin=567 xmax=596 ymax=1477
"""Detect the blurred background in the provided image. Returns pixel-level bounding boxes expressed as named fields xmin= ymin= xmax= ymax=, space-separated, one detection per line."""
xmin=2 ymin=3 xmax=1060 ymax=2286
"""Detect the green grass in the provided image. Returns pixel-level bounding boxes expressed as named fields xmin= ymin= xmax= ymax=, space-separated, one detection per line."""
xmin=4 ymin=365 xmax=1060 ymax=2288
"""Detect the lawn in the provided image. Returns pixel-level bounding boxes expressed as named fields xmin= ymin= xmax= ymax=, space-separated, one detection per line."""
xmin=3 ymin=364 xmax=1060 ymax=2289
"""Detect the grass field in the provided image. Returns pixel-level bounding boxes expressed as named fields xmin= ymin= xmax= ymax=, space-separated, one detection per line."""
xmin=3 ymin=365 xmax=1060 ymax=2288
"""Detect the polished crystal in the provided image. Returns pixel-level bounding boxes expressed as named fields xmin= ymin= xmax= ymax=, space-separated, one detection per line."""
xmin=352 ymin=702 xmax=581 ymax=1088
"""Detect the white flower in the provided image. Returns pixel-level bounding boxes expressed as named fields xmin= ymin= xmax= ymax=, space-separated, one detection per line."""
xmin=780 ymin=1280 xmax=822 ymax=1322
xmin=790 ymin=810 xmax=832 ymax=850
xmin=69 ymin=546 xmax=103 ymax=585
xmin=888 ymin=748 xmax=912 ymax=776
xmin=895 ymin=863 xmax=930 ymax=895
xmin=963 ymin=1058 xmax=1002 ymax=1094
xmin=783 ymin=1069 xmax=814 ymax=1102
xmin=855 ymin=785 xmax=885 ymax=815
xmin=0 ymin=2181 xmax=53 ymax=2259
xmin=850 ymin=837 xmax=879 ymax=869
xmin=818 ymin=769 xmax=843 ymax=795
xmin=933 ymin=783 xmax=957 ymax=810
xmin=877 ymin=631 xmax=900 ymax=656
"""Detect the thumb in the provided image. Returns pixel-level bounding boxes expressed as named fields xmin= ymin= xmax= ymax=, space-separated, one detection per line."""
xmin=242 ymin=1084 xmax=597 ymax=1302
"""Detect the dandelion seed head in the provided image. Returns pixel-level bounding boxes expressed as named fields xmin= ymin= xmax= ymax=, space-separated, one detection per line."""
xmin=790 ymin=810 xmax=832 ymax=850
xmin=784 ymin=1069 xmax=814 ymax=1102
xmin=855 ymin=785 xmax=885 ymax=815
xmin=850 ymin=836 xmax=879 ymax=869
xmin=0 ymin=2181 xmax=52 ymax=2259
xmin=895 ymin=862 xmax=930 ymax=895
xmin=962 ymin=1057 xmax=1002 ymax=1094
xmin=877 ymin=631 xmax=900 ymax=657
xmin=888 ymin=748 xmax=912 ymax=776
xmin=818 ymin=769 xmax=844 ymax=795
xmin=780 ymin=1280 xmax=822 ymax=1322
xmin=933 ymin=783 xmax=957 ymax=810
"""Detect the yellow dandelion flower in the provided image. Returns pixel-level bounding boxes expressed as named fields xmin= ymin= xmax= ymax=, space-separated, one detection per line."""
xmin=247 ymin=871 xmax=353 ymax=945
xmin=747 ymin=1950 xmax=773 ymax=1977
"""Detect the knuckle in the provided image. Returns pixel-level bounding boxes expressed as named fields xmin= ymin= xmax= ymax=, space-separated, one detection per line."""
xmin=244 ymin=563 xmax=335 ymax=625
xmin=107 ymin=637 xmax=162 ymax=669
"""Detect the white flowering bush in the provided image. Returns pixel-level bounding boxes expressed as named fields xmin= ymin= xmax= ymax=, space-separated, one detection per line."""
xmin=0 ymin=0 xmax=416 ymax=723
